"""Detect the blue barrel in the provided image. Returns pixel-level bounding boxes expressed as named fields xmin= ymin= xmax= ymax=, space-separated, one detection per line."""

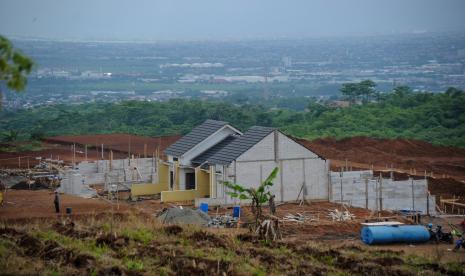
xmin=66 ymin=207 xmax=72 ymax=215
xmin=232 ymin=206 xmax=241 ymax=218
xmin=361 ymin=225 xmax=430 ymax=245
xmin=199 ymin=203 xmax=208 ymax=213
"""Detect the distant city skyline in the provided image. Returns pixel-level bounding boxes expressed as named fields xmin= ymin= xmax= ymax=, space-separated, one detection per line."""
xmin=1 ymin=0 xmax=465 ymax=41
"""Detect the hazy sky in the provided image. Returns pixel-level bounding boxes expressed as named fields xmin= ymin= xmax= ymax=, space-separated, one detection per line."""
xmin=1 ymin=0 xmax=465 ymax=41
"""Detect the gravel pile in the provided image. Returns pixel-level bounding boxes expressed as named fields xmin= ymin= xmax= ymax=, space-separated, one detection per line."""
xmin=157 ymin=207 xmax=210 ymax=226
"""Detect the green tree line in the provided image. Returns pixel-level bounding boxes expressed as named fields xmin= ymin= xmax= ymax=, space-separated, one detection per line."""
xmin=1 ymin=86 xmax=464 ymax=148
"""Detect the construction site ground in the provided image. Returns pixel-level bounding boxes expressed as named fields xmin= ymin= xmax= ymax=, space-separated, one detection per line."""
xmin=2 ymin=134 xmax=464 ymax=199
xmin=2 ymin=134 xmax=464 ymax=180
xmin=0 ymin=134 xmax=181 ymax=168
xmin=297 ymin=136 xmax=465 ymax=181
xmin=1 ymin=189 xmax=464 ymax=263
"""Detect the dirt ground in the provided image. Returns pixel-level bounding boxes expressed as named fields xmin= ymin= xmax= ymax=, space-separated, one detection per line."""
xmin=1 ymin=189 xmax=465 ymax=263
xmin=0 ymin=134 xmax=181 ymax=168
xmin=295 ymin=136 xmax=465 ymax=181
xmin=3 ymin=134 xmax=465 ymax=181
xmin=45 ymin=134 xmax=181 ymax=159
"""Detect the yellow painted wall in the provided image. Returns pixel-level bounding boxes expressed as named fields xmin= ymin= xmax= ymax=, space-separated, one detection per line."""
xmin=131 ymin=161 xmax=170 ymax=197
xmin=174 ymin=161 xmax=180 ymax=190
xmin=161 ymin=190 xmax=197 ymax=202
xmin=158 ymin=162 xmax=169 ymax=187
xmin=195 ymin=167 xmax=210 ymax=197
xmin=131 ymin=183 xmax=165 ymax=196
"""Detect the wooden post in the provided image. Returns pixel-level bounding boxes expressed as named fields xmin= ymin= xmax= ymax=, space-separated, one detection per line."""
xmin=426 ymin=191 xmax=430 ymax=216
xmin=340 ymin=178 xmax=343 ymax=204
xmin=18 ymin=157 xmax=21 ymax=168
xmin=128 ymin=136 xmax=131 ymax=159
xmin=110 ymin=150 xmax=113 ymax=171
xmin=365 ymin=177 xmax=368 ymax=209
xmin=144 ymin=143 xmax=147 ymax=158
xmin=101 ymin=144 xmax=104 ymax=159
xmin=379 ymin=173 xmax=383 ymax=211
xmin=85 ymin=144 xmax=88 ymax=161
xmin=411 ymin=178 xmax=415 ymax=211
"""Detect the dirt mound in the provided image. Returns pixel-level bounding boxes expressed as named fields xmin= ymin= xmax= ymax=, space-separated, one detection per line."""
xmin=0 ymin=134 xmax=181 ymax=168
xmin=428 ymin=177 xmax=465 ymax=198
xmin=293 ymin=136 xmax=465 ymax=181
xmin=156 ymin=207 xmax=210 ymax=226
xmin=45 ymin=133 xmax=181 ymax=159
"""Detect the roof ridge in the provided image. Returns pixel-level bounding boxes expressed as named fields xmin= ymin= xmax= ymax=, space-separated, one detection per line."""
xmin=206 ymin=126 xmax=275 ymax=165
xmin=164 ymin=119 xmax=232 ymax=157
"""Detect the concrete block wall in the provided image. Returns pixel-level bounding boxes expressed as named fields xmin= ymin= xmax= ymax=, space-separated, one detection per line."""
xmin=58 ymin=171 xmax=97 ymax=198
xmin=209 ymin=131 xmax=329 ymax=206
xmin=330 ymin=170 xmax=436 ymax=215
xmin=63 ymin=158 xmax=157 ymax=188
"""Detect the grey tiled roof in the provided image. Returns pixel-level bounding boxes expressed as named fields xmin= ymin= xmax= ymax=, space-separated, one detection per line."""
xmin=191 ymin=135 xmax=238 ymax=165
xmin=164 ymin=119 xmax=229 ymax=157
xmin=206 ymin=126 xmax=275 ymax=165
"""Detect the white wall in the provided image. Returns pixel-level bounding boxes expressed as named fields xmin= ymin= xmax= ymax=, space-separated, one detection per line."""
xmin=64 ymin=157 xmax=157 ymax=187
xmin=330 ymin=171 xmax=436 ymax=215
xmin=210 ymin=131 xmax=329 ymax=205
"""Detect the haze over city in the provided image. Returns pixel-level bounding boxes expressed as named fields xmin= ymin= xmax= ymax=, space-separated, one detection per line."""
xmin=1 ymin=0 xmax=465 ymax=41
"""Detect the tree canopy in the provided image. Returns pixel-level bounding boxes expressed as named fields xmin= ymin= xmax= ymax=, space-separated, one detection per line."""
xmin=0 ymin=35 xmax=34 ymax=106
xmin=1 ymin=85 xmax=464 ymax=148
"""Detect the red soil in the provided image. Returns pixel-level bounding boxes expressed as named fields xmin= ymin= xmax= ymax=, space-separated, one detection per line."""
xmin=295 ymin=136 xmax=465 ymax=181
xmin=45 ymin=133 xmax=181 ymax=158
xmin=0 ymin=134 xmax=181 ymax=168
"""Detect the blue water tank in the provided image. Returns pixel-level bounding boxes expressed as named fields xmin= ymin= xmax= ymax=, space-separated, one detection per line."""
xmin=232 ymin=206 xmax=241 ymax=218
xmin=199 ymin=203 xmax=208 ymax=213
xmin=361 ymin=225 xmax=430 ymax=245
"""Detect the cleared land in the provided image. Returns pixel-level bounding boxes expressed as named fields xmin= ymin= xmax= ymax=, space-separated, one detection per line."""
xmin=297 ymin=136 xmax=465 ymax=181
xmin=0 ymin=134 xmax=181 ymax=168
xmin=2 ymin=134 xmax=465 ymax=181
xmin=1 ymin=190 xmax=464 ymax=275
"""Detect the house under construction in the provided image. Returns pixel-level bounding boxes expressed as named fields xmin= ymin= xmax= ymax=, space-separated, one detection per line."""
xmin=59 ymin=119 xmax=436 ymax=214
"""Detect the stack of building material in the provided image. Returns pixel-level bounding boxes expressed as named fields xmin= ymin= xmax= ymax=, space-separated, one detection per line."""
xmin=328 ymin=209 xmax=356 ymax=221
xmin=282 ymin=213 xmax=315 ymax=223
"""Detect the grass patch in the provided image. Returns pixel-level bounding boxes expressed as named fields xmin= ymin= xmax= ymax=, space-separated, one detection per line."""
xmin=0 ymin=141 xmax=43 ymax=152
xmin=122 ymin=227 xmax=154 ymax=244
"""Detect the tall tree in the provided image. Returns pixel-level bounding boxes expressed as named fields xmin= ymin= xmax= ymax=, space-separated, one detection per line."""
xmin=340 ymin=83 xmax=358 ymax=103
xmin=358 ymin=79 xmax=377 ymax=103
xmin=0 ymin=35 xmax=34 ymax=107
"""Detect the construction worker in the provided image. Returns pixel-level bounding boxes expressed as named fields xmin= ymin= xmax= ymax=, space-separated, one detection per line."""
xmin=453 ymin=232 xmax=465 ymax=252
xmin=269 ymin=194 xmax=276 ymax=215
xmin=53 ymin=191 xmax=60 ymax=213
xmin=0 ymin=180 xmax=5 ymax=206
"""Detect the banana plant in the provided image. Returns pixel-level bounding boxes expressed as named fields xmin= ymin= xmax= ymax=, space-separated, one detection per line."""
xmin=223 ymin=167 xmax=278 ymax=225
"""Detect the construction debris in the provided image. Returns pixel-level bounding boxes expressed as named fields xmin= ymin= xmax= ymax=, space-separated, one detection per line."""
xmin=156 ymin=207 xmax=211 ymax=226
xmin=328 ymin=209 xmax=356 ymax=221
xmin=282 ymin=213 xmax=315 ymax=223
xmin=209 ymin=214 xmax=238 ymax=228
